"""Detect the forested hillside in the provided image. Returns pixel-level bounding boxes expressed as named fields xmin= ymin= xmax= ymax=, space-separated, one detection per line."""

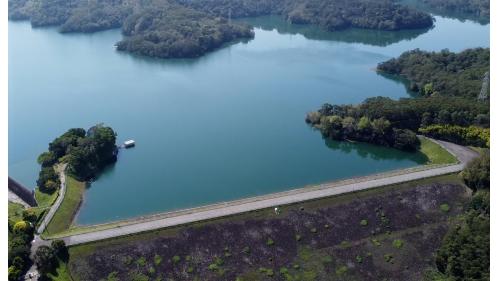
xmin=418 ymin=0 xmax=489 ymax=19
xmin=179 ymin=0 xmax=434 ymax=31
xmin=377 ymin=48 xmax=490 ymax=99
xmin=307 ymin=48 xmax=490 ymax=150
xmin=8 ymin=0 xmax=434 ymax=58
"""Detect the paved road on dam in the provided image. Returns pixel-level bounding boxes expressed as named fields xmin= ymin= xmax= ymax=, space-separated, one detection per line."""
xmin=56 ymin=138 xmax=477 ymax=246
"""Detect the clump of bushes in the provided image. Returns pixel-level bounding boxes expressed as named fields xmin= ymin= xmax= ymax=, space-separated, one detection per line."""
xmin=34 ymin=240 xmax=68 ymax=277
xmin=439 ymin=204 xmax=450 ymax=213
xmin=266 ymin=238 xmax=275 ymax=246
xmin=434 ymin=191 xmax=489 ymax=280
xmin=462 ymin=151 xmax=489 ymax=191
xmin=392 ymin=239 xmax=404 ymax=249
xmin=419 ymin=125 xmax=489 ymax=147
xmin=8 ymin=215 xmax=35 ymax=281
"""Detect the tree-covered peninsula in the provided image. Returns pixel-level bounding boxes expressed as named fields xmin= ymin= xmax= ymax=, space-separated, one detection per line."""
xmin=8 ymin=0 xmax=434 ymax=58
xmin=377 ymin=48 xmax=490 ymax=99
xmin=36 ymin=124 xmax=118 ymax=194
xmin=307 ymin=48 xmax=489 ymax=150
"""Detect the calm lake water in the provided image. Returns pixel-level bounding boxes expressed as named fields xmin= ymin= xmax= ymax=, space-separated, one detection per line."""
xmin=8 ymin=15 xmax=489 ymax=225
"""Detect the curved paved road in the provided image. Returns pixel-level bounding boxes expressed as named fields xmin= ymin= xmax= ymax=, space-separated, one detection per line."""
xmin=56 ymin=138 xmax=476 ymax=246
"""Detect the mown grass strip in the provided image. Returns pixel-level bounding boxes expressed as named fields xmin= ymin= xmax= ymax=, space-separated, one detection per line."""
xmin=418 ymin=137 xmax=457 ymax=165
xmin=35 ymin=187 xmax=59 ymax=207
xmin=44 ymin=176 xmax=85 ymax=236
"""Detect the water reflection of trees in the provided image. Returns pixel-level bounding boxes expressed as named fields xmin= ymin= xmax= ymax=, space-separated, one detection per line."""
xmin=239 ymin=16 xmax=432 ymax=47
xmin=324 ymin=138 xmax=429 ymax=163
xmin=375 ymin=72 xmax=421 ymax=98
xmin=399 ymin=0 xmax=489 ymax=25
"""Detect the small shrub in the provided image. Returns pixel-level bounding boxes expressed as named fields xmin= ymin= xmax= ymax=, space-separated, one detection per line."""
xmin=340 ymin=240 xmax=351 ymax=249
xmin=259 ymin=267 xmax=274 ymax=277
xmin=371 ymin=239 xmax=382 ymax=247
xmin=132 ymin=273 xmax=149 ymax=281
xmin=384 ymin=254 xmax=394 ymax=263
xmin=266 ymin=269 xmax=274 ymax=277
xmin=208 ymin=263 xmax=219 ymax=271
xmin=392 ymin=239 xmax=404 ymax=249
xmin=106 ymin=271 xmax=119 ymax=281
xmin=360 ymin=219 xmax=368 ymax=226
xmin=295 ymin=234 xmax=302 ymax=241
xmin=336 ymin=265 xmax=348 ymax=275
xmin=266 ymin=238 xmax=274 ymax=246
xmin=440 ymin=203 xmax=450 ymax=212
xmin=13 ymin=221 xmax=29 ymax=233
xmin=123 ymin=256 xmax=132 ymax=265
xmin=22 ymin=209 xmax=37 ymax=223
xmin=242 ymin=246 xmax=250 ymax=254
xmin=310 ymin=228 xmax=317 ymax=233
xmin=214 ymin=257 xmax=224 ymax=266
xmin=172 ymin=255 xmax=181 ymax=264
xmin=136 ymin=257 xmax=146 ymax=267
xmin=293 ymin=264 xmax=300 ymax=269
xmin=148 ymin=266 xmax=155 ymax=275
xmin=154 ymin=254 xmax=162 ymax=266
xmin=356 ymin=255 xmax=363 ymax=263
xmin=322 ymin=255 xmax=333 ymax=263
xmin=187 ymin=266 xmax=194 ymax=273
xmin=280 ymin=267 xmax=289 ymax=274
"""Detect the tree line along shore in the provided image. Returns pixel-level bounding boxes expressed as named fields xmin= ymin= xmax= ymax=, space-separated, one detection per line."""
xmin=8 ymin=0 xmax=437 ymax=59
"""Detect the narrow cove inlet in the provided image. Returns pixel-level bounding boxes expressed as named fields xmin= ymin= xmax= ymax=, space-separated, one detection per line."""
xmin=8 ymin=15 xmax=489 ymax=225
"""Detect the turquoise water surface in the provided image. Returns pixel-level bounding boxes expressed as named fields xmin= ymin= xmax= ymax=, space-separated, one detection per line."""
xmin=8 ymin=15 xmax=489 ymax=224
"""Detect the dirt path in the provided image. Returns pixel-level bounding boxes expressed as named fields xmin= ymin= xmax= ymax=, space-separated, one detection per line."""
xmin=55 ymin=138 xmax=477 ymax=246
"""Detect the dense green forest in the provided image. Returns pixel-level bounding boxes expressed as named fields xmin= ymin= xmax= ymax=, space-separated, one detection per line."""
xmin=8 ymin=212 xmax=35 ymax=280
xmin=8 ymin=0 xmax=434 ymax=58
xmin=116 ymin=4 xmax=253 ymax=58
xmin=36 ymin=124 xmax=118 ymax=188
xmin=306 ymin=95 xmax=489 ymax=150
xmin=377 ymin=48 xmax=490 ymax=99
xmin=179 ymin=0 xmax=434 ymax=31
xmin=305 ymin=48 xmax=488 ymax=149
xmin=427 ymin=152 xmax=489 ymax=281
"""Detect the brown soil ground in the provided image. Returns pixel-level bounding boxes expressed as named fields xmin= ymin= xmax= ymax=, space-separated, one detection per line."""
xmin=67 ymin=176 xmax=469 ymax=281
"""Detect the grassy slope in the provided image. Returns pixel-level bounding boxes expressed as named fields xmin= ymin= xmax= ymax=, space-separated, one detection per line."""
xmin=418 ymin=137 xmax=457 ymax=165
xmin=48 ymin=259 xmax=74 ymax=281
xmin=66 ymin=174 xmax=464 ymax=279
xmin=44 ymin=177 xmax=86 ymax=236
xmin=35 ymin=187 xmax=59 ymax=207
xmin=8 ymin=202 xmax=25 ymax=222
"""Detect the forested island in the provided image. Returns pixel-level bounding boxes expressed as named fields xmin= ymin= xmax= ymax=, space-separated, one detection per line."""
xmin=8 ymin=0 xmax=434 ymax=58
xmin=307 ymin=48 xmax=489 ymax=150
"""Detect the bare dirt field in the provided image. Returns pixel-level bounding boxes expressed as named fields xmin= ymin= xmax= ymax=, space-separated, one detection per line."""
xmin=67 ymin=175 xmax=469 ymax=281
